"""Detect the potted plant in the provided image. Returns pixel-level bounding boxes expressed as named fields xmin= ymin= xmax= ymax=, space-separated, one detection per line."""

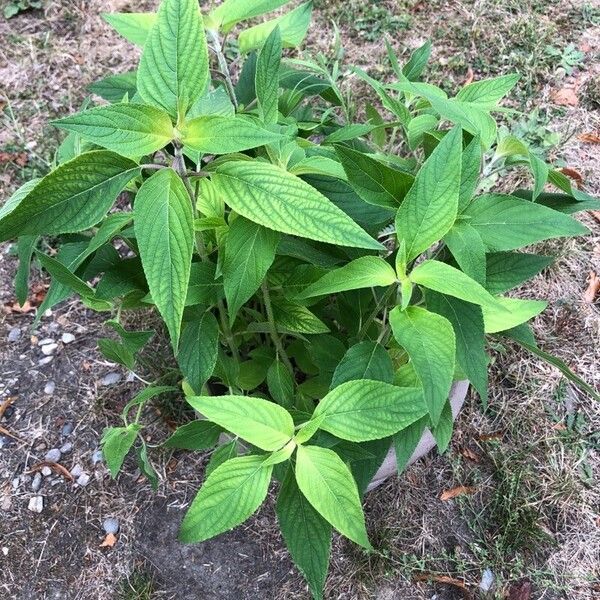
xmin=2 ymin=0 xmax=598 ymax=597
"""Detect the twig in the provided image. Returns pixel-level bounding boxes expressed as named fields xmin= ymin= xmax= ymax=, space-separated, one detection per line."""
xmin=261 ymin=281 xmax=295 ymax=375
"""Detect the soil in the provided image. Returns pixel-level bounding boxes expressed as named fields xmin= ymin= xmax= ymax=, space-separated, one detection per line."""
xmin=1 ymin=1 xmax=599 ymax=599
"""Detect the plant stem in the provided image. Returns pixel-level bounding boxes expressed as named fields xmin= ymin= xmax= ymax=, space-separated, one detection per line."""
xmin=357 ymin=286 xmax=396 ymax=342
xmin=261 ymin=281 xmax=294 ymax=374
xmin=207 ymin=29 xmax=238 ymax=110
xmin=217 ymin=298 xmax=240 ymax=364
xmin=140 ymin=163 xmax=167 ymax=171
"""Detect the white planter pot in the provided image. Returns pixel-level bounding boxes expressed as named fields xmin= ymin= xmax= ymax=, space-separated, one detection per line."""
xmin=366 ymin=380 xmax=470 ymax=492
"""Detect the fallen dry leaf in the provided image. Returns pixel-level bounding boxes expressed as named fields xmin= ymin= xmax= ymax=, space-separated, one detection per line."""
xmin=478 ymin=430 xmax=503 ymax=441
xmin=590 ymin=210 xmax=600 ymax=225
xmin=463 ymin=67 xmax=474 ymax=86
xmin=28 ymin=461 xmax=74 ymax=482
xmin=1 ymin=300 xmax=35 ymax=315
xmin=0 ymin=397 xmax=16 ymax=420
xmin=0 ymin=151 xmax=28 ymax=166
xmin=460 ymin=447 xmax=480 ymax=462
xmin=440 ymin=486 xmax=477 ymax=501
xmin=578 ymin=133 xmax=600 ymax=144
xmin=508 ymin=579 xmax=532 ymax=600
xmin=0 ymin=424 xmax=25 ymax=442
xmin=99 ymin=533 xmax=118 ymax=548
xmin=414 ymin=573 xmax=471 ymax=599
xmin=559 ymin=167 xmax=584 ymax=189
xmin=583 ymin=271 xmax=600 ymax=303
xmin=552 ymin=87 xmax=578 ymax=107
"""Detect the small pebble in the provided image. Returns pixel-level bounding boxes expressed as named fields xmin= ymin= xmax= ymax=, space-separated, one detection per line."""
xmin=61 ymin=333 xmax=76 ymax=344
xmin=11 ymin=478 xmax=19 ymax=490
xmin=125 ymin=371 xmax=136 ymax=383
xmin=38 ymin=338 xmax=54 ymax=346
xmin=44 ymin=381 xmax=56 ymax=395
xmin=102 ymin=517 xmax=120 ymax=535
xmin=41 ymin=466 xmax=52 ymax=477
xmin=0 ymin=436 xmax=15 ymax=450
xmin=41 ymin=343 xmax=58 ymax=356
xmin=101 ymin=372 xmax=122 ymax=386
xmin=76 ymin=473 xmax=90 ymax=487
xmin=38 ymin=356 xmax=54 ymax=366
xmin=59 ymin=442 xmax=73 ymax=454
xmin=71 ymin=464 xmax=84 ymax=478
xmin=7 ymin=328 xmax=20 ymax=342
xmin=28 ymin=496 xmax=44 ymax=513
xmin=47 ymin=322 xmax=60 ymax=333
xmin=480 ymin=568 xmax=495 ymax=592
xmin=92 ymin=449 xmax=103 ymax=465
xmin=1 ymin=496 xmax=11 ymax=511
xmin=31 ymin=472 xmax=43 ymax=492
xmin=61 ymin=422 xmax=74 ymax=437
xmin=44 ymin=448 xmax=61 ymax=463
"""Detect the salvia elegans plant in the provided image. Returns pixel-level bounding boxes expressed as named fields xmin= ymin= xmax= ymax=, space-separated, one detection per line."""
xmin=2 ymin=0 xmax=598 ymax=597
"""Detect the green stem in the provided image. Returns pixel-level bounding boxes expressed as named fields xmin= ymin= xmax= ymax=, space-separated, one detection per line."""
xmin=261 ymin=281 xmax=294 ymax=374
xmin=357 ymin=286 xmax=396 ymax=342
xmin=208 ymin=30 xmax=238 ymax=110
xmin=217 ymin=298 xmax=240 ymax=364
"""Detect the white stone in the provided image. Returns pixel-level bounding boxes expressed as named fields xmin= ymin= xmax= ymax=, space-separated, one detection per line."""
xmin=41 ymin=343 xmax=58 ymax=356
xmin=44 ymin=381 xmax=56 ymax=395
xmin=28 ymin=496 xmax=44 ymax=513
xmin=61 ymin=333 xmax=75 ymax=344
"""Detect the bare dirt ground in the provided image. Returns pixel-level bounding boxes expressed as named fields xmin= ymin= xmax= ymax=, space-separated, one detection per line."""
xmin=1 ymin=1 xmax=599 ymax=599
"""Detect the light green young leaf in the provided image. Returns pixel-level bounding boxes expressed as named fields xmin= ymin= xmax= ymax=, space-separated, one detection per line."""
xmin=443 ymin=223 xmax=486 ymax=284
xmin=238 ymin=1 xmax=312 ymax=53
xmin=297 ymin=256 xmax=396 ymax=299
xmin=209 ymin=0 xmax=291 ymax=30
xmin=482 ymin=297 xmax=547 ymax=333
xmin=212 ymin=161 xmax=383 ymax=249
xmin=178 ymin=311 xmax=220 ymax=394
xmin=395 ymin=126 xmax=462 ymax=261
xmin=389 ymin=306 xmax=455 ymax=425
xmin=0 ymin=152 xmax=139 ymax=243
xmin=163 ymin=420 xmax=222 ymax=450
xmin=138 ymin=0 xmax=209 ymax=120
xmin=256 ymin=26 xmax=282 ymax=125
xmin=102 ymin=12 xmax=156 ymax=46
xmin=276 ymin=468 xmax=331 ymax=600
xmin=295 ymin=444 xmax=371 ymax=549
xmin=463 ymin=194 xmax=587 ymax=251
xmin=134 ymin=169 xmax=194 ymax=351
xmin=335 ymin=145 xmax=414 ymax=209
xmin=402 ymin=40 xmax=432 ymax=81
xmin=179 ymin=455 xmax=273 ymax=543
xmin=101 ymin=424 xmax=141 ymax=478
xmin=223 ymin=216 xmax=280 ymax=322
xmin=456 ymin=74 xmax=520 ymax=108
xmin=407 ymin=114 xmax=438 ymax=150
xmin=323 ymin=124 xmax=383 ymax=144
xmin=311 ymin=380 xmax=427 ymax=442
xmin=485 ymin=252 xmax=554 ymax=295
xmin=181 ymin=115 xmax=283 ymax=154
xmin=187 ymin=395 xmax=294 ymax=451
xmin=495 ymin=135 xmax=529 ymax=159
xmin=426 ymin=292 xmax=488 ymax=403
xmin=288 ymin=156 xmax=347 ymax=180
xmin=330 ymin=342 xmax=394 ymax=389
xmin=53 ymin=104 xmax=174 ymax=156
xmin=410 ymin=260 xmax=498 ymax=308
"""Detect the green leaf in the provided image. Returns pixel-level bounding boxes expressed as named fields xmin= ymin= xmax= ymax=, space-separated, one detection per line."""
xmin=88 ymin=71 xmax=138 ymax=103
xmin=0 ymin=151 xmax=139 ymax=243
xmin=101 ymin=424 xmax=141 ymax=478
xmin=179 ymin=455 xmax=273 ymax=543
xmin=311 ymin=380 xmax=428 ymax=442
xmin=393 ymin=415 xmax=428 ymax=474
xmin=482 ymin=297 xmax=547 ymax=333
xmin=323 ymin=124 xmax=382 ymax=144
xmin=427 ymin=292 xmax=488 ymax=403
xmin=178 ymin=311 xmax=220 ymax=394
xmin=181 ymin=115 xmax=283 ymax=154
xmin=223 ymin=216 xmax=280 ymax=322
xmin=98 ymin=338 xmax=134 ymax=370
xmin=106 ymin=319 xmax=154 ymax=355
xmin=395 ymin=126 xmax=462 ymax=261
xmin=458 ymin=135 xmax=482 ymax=211
xmin=389 ymin=306 xmax=456 ymax=425
xmin=267 ymin=359 xmax=295 ymax=408
xmin=297 ymin=256 xmax=396 ymax=299
xmin=15 ymin=235 xmax=37 ymax=306
xmin=331 ymin=342 xmax=394 ymax=389
xmin=138 ymin=0 xmax=209 ymax=120
xmin=443 ymin=223 xmax=486 ymax=284
xmin=276 ymin=468 xmax=331 ymax=600
xmin=272 ymin=299 xmax=329 ymax=334
xmin=256 ymin=26 xmax=282 ymax=125
xmin=463 ymin=194 xmax=588 ymax=251
xmin=102 ymin=12 xmax=156 ymax=46
xmin=432 ymin=400 xmax=453 ymax=453
xmin=164 ymin=420 xmax=222 ymax=450
xmin=35 ymin=251 xmax=95 ymax=299
xmin=137 ymin=441 xmax=159 ymax=490
xmin=485 ymin=252 xmax=554 ymax=294
xmin=495 ymin=135 xmax=529 ymax=159
xmin=212 ymin=161 xmax=383 ymax=249
xmin=402 ymin=40 xmax=432 ymax=81
xmin=529 ymin=154 xmax=549 ymax=201
xmin=410 ymin=260 xmax=499 ymax=308
xmin=187 ymin=395 xmax=294 ymax=451
xmin=53 ymin=104 xmax=174 ymax=156
xmin=238 ymin=1 xmax=312 ymax=53
xmin=456 ymin=74 xmax=520 ymax=108
xmin=0 ymin=178 xmax=39 ymax=222
xmin=407 ymin=114 xmax=438 ymax=150
xmin=335 ymin=145 xmax=414 ymax=209
xmin=289 ymin=156 xmax=347 ymax=180
xmin=209 ymin=0 xmax=291 ymax=30
xmin=295 ymin=444 xmax=371 ymax=549
xmin=134 ymin=169 xmax=194 ymax=351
